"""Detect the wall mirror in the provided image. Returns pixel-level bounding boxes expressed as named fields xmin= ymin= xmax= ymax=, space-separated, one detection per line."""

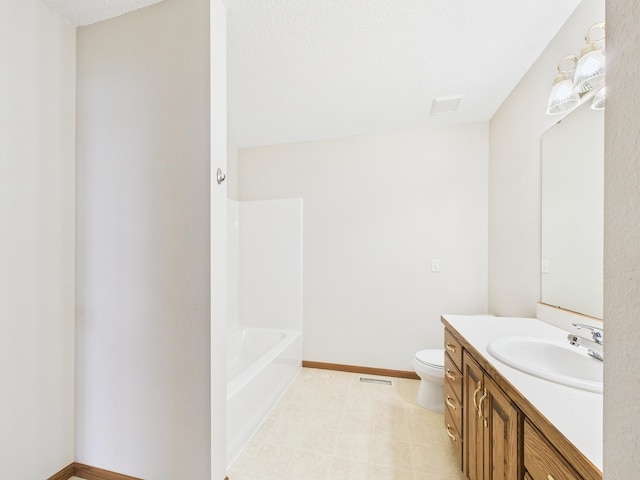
xmin=540 ymin=101 xmax=604 ymax=319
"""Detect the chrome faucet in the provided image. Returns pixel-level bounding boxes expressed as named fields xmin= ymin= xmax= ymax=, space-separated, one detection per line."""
xmin=567 ymin=323 xmax=603 ymax=361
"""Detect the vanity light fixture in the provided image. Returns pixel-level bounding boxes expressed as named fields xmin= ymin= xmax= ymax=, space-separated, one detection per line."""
xmin=591 ymin=85 xmax=606 ymax=110
xmin=546 ymin=55 xmax=580 ymax=115
xmin=546 ymin=22 xmax=605 ymax=115
xmin=573 ymin=23 xmax=606 ymax=94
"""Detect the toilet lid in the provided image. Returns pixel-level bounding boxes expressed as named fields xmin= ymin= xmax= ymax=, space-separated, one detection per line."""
xmin=415 ymin=349 xmax=444 ymax=369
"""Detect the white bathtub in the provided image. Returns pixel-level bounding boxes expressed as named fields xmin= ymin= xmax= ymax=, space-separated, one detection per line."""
xmin=226 ymin=327 xmax=301 ymax=466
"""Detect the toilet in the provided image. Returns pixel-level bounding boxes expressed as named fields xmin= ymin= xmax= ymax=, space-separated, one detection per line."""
xmin=414 ymin=349 xmax=445 ymax=412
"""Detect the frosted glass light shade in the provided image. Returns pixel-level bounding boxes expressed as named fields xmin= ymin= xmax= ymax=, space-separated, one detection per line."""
xmin=574 ymin=49 xmax=605 ymax=93
xmin=547 ymin=78 xmax=580 ymax=115
xmin=591 ymin=86 xmax=606 ymax=110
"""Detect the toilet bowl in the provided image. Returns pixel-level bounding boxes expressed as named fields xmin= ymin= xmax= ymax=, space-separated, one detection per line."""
xmin=414 ymin=349 xmax=445 ymax=412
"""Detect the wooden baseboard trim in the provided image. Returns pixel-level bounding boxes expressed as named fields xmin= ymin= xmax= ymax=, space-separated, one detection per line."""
xmin=48 ymin=463 xmax=75 ymax=480
xmin=49 ymin=462 xmax=142 ymax=480
xmin=302 ymin=360 xmax=419 ymax=380
xmin=72 ymin=463 xmax=143 ymax=480
xmin=50 ymin=462 xmax=230 ymax=480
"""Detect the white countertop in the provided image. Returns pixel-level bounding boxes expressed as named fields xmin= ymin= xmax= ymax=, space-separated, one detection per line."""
xmin=442 ymin=314 xmax=603 ymax=472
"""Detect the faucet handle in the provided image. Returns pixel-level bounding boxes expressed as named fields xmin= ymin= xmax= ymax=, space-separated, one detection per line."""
xmin=571 ymin=323 xmax=603 ymax=345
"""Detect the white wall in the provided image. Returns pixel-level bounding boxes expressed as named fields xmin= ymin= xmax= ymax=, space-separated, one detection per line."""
xmin=0 ymin=2 xmax=76 ymax=478
xmin=238 ymin=125 xmax=488 ymax=371
xmin=75 ymin=0 xmax=211 ymax=478
xmin=488 ymin=0 xmax=605 ymax=317
xmin=604 ymin=0 xmax=640 ymax=477
xmin=237 ymin=199 xmax=303 ymax=331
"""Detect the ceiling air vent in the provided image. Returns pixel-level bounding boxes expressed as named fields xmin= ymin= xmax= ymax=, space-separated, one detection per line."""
xmin=430 ymin=95 xmax=464 ymax=115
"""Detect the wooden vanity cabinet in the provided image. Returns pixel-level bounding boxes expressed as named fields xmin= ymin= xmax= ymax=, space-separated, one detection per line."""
xmin=443 ymin=324 xmax=602 ymax=480
xmin=462 ymin=351 xmax=519 ymax=480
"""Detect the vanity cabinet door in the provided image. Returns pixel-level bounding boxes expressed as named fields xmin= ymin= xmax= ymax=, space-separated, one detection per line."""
xmin=484 ymin=375 xmax=519 ymax=480
xmin=463 ymin=351 xmax=520 ymax=480
xmin=463 ymin=352 xmax=485 ymax=480
xmin=524 ymin=419 xmax=582 ymax=480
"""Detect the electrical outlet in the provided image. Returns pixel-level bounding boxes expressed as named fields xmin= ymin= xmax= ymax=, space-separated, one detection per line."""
xmin=541 ymin=259 xmax=550 ymax=274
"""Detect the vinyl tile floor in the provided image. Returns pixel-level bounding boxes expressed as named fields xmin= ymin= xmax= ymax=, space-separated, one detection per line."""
xmin=226 ymin=367 xmax=465 ymax=480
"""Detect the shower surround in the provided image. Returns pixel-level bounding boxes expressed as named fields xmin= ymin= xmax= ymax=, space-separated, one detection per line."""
xmin=226 ymin=198 xmax=303 ymax=466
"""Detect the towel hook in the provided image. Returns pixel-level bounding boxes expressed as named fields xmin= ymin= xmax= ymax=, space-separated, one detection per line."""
xmin=216 ymin=168 xmax=226 ymax=185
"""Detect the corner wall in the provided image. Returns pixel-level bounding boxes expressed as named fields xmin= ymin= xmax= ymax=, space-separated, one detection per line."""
xmin=603 ymin=0 xmax=640 ymax=476
xmin=0 ymin=1 xmax=76 ymax=478
xmin=488 ymin=0 xmax=605 ymax=317
xmin=75 ymin=0 xmax=211 ymax=477
xmin=238 ymin=124 xmax=489 ymax=371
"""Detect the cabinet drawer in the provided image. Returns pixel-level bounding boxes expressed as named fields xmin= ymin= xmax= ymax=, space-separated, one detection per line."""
xmin=444 ymin=380 xmax=462 ymax=434
xmin=444 ymin=329 xmax=463 ymax=370
xmin=444 ymin=406 xmax=462 ymax=470
xmin=444 ymin=353 xmax=462 ymax=402
xmin=524 ymin=420 xmax=581 ymax=480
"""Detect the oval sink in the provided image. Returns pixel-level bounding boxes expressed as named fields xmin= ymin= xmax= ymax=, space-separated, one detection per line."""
xmin=486 ymin=336 xmax=603 ymax=393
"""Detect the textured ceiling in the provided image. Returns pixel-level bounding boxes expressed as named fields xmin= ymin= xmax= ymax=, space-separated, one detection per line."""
xmin=227 ymin=0 xmax=583 ymax=147
xmin=42 ymin=0 xmax=584 ymax=148
xmin=40 ymin=0 xmax=166 ymax=26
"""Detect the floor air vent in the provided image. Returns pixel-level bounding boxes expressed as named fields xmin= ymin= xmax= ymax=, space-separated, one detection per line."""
xmin=359 ymin=377 xmax=393 ymax=386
